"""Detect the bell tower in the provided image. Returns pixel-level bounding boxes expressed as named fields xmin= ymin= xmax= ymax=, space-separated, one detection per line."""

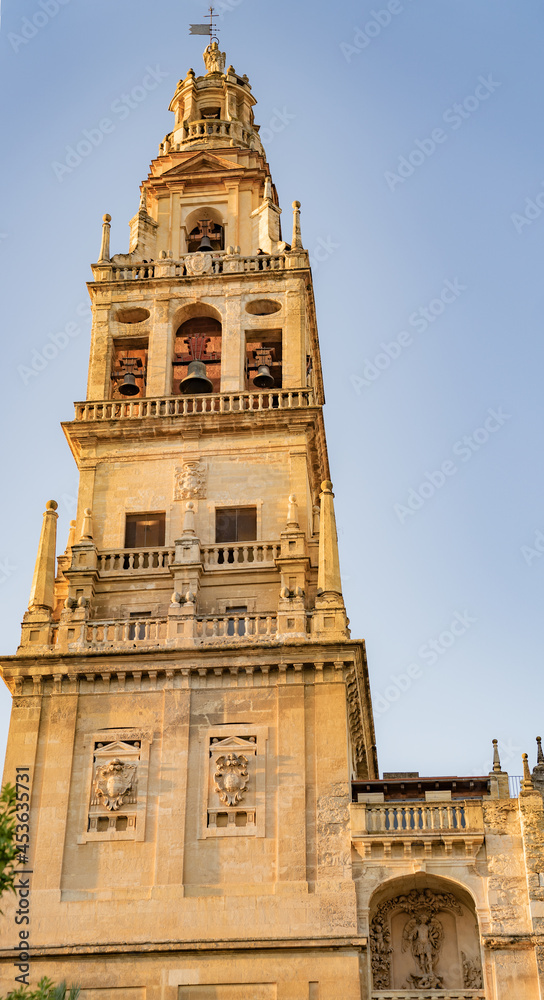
xmin=1 ymin=43 xmax=378 ymax=1000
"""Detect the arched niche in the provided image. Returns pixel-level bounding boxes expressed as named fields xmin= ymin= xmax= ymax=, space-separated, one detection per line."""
xmin=183 ymin=206 xmax=225 ymax=254
xmin=369 ymin=874 xmax=483 ymax=993
xmin=172 ymin=304 xmax=222 ymax=394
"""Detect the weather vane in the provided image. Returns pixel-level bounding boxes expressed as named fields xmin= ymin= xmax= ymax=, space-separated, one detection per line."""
xmin=189 ymin=6 xmax=219 ymax=44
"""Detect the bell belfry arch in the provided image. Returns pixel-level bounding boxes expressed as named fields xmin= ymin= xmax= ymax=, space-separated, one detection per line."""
xmin=2 ymin=40 xmax=544 ymax=1000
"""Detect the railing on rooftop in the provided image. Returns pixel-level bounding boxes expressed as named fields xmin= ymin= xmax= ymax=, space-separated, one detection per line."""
xmin=74 ymin=389 xmax=314 ymax=422
xmin=97 ymin=252 xmax=291 ymax=283
xmin=56 ymin=613 xmax=278 ymax=649
xmin=97 ymin=547 xmax=175 ymax=575
xmin=202 ymin=542 xmax=280 ymax=568
xmin=364 ymin=802 xmax=467 ymax=835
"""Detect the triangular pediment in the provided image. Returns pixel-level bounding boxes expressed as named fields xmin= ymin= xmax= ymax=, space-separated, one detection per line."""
xmin=93 ymin=741 xmax=140 ymax=758
xmin=210 ymin=735 xmax=257 ymax=752
xmin=160 ymin=151 xmax=242 ymax=179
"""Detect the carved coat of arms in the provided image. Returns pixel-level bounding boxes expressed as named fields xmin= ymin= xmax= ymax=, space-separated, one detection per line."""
xmin=93 ymin=757 xmax=137 ymax=811
xmin=174 ymin=462 xmax=206 ymax=500
xmin=214 ymin=753 xmax=249 ymax=806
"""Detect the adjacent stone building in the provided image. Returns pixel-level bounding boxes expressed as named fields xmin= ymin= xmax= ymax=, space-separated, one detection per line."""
xmin=1 ymin=42 xmax=543 ymax=1000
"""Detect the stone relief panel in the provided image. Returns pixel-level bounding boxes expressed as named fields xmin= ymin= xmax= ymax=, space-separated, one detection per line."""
xmin=370 ymin=887 xmax=483 ymax=991
xmin=174 ymin=462 xmax=206 ymax=500
xmin=202 ymin=726 xmax=268 ymax=839
xmin=79 ymin=729 xmax=153 ymax=844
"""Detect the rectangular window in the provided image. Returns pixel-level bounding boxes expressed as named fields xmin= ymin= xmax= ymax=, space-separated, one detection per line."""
xmin=125 ymin=512 xmax=165 ymax=548
xmin=215 ymin=507 xmax=256 ymax=543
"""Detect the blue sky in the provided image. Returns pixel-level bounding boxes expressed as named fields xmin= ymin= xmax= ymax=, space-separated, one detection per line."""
xmin=0 ymin=0 xmax=542 ymax=779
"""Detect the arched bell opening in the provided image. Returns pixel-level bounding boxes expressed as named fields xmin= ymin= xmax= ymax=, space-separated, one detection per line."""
xmin=245 ymin=330 xmax=282 ymax=391
xmin=172 ymin=316 xmax=222 ymax=395
xmin=368 ymin=874 xmax=483 ymax=993
xmin=183 ymin=207 xmax=225 ymax=255
xmin=110 ymin=338 xmax=148 ymax=399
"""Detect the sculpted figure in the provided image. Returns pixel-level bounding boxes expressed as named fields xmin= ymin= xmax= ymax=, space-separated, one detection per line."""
xmin=402 ymin=911 xmax=444 ymax=988
xmin=203 ymin=42 xmax=226 ymax=75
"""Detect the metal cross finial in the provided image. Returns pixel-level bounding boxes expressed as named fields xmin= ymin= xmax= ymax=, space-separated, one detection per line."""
xmin=189 ymin=7 xmax=219 ymax=43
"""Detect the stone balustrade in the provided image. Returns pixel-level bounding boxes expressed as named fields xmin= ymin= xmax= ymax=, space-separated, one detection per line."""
xmin=74 ymin=389 xmax=314 ymax=422
xmin=97 ymin=548 xmax=175 ymax=574
xmin=195 ymin=613 xmax=277 ymax=639
xmin=351 ymin=800 xmax=485 ymax=860
xmin=53 ymin=612 xmax=278 ymax=650
xmin=182 ymin=118 xmax=252 ymax=145
xmin=86 ymin=617 xmax=168 ymax=645
xmin=202 ymin=542 xmax=280 ymax=568
xmin=91 ymin=250 xmax=303 ymax=283
xmin=365 ymin=801 xmax=469 ymax=835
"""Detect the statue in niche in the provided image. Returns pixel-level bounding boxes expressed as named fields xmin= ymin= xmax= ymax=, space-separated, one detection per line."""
xmin=370 ymin=887 xmax=463 ymax=990
xmin=402 ymin=911 xmax=444 ymax=989
xmin=214 ymin=753 xmax=249 ymax=806
xmin=93 ymin=757 xmax=137 ymax=811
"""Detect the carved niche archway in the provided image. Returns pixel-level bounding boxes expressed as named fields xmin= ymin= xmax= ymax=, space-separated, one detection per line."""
xmin=369 ymin=876 xmax=484 ymax=992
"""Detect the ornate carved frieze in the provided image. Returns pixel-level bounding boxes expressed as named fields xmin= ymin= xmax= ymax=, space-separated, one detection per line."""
xmin=174 ymin=461 xmax=206 ymax=500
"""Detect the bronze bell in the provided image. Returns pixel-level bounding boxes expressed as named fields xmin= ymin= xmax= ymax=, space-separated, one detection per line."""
xmin=253 ymin=364 xmax=275 ymax=389
xmin=118 ymin=373 xmax=140 ymax=396
xmin=197 ymin=235 xmax=213 ymax=252
xmin=180 ymin=359 xmax=213 ymax=394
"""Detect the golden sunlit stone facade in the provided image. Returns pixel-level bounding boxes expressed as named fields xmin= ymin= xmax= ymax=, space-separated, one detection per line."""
xmin=1 ymin=42 xmax=544 ymax=1000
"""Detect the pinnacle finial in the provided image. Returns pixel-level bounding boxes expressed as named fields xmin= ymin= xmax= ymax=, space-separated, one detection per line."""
xmin=79 ymin=508 xmax=94 ymax=542
xmin=139 ymin=187 xmax=148 ymax=213
xmin=65 ymin=519 xmax=76 ymax=554
xmin=291 ymin=201 xmax=302 ymax=250
xmin=98 ymin=214 xmax=111 ymax=263
xmin=537 ymin=737 xmax=544 ymax=766
xmin=522 ymin=753 xmax=535 ymax=792
xmin=492 ymin=739 xmax=502 ymax=772
xmin=286 ymin=494 xmax=299 ymax=528
xmin=183 ymin=501 xmax=196 ymax=535
xmin=28 ymin=501 xmax=59 ymax=613
xmin=317 ymin=480 xmax=343 ymax=597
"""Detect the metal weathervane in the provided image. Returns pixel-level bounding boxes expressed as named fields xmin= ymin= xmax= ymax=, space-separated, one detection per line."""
xmin=189 ymin=7 xmax=219 ymax=44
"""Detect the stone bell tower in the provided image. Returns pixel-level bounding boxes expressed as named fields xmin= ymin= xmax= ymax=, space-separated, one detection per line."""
xmin=0 ymin=43 xmax=378 ymax=1000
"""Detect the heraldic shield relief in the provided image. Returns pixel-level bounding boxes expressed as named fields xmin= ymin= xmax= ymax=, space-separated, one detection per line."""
xmin=93 ymin=757 xmax=138 ymax=811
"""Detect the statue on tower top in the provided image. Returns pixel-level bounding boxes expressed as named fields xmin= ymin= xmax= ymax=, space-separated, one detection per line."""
xmin=204 ymin=41 xmax=226 ymax=74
